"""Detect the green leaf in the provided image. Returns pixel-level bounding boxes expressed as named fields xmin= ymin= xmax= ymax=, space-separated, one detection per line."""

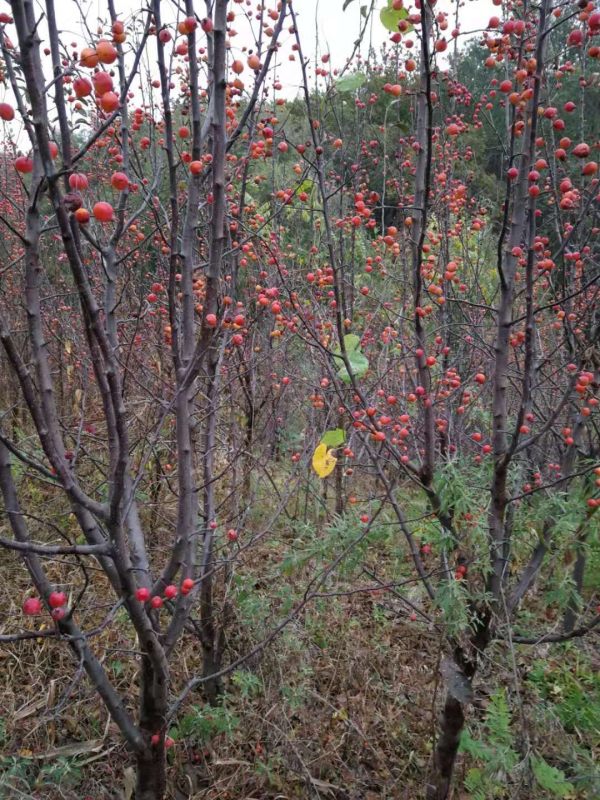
xmin=531 ymin=756 xmax=574 ymax=797
xmin=297 ymin=178 xmax=314 ymax=195
xmin=380 ymin=3 xmax=413 ymax=34
xmin=464 ymin=767 xmax=487 ymax=800
xmin=485 ymin=689 xmax=514 ymax=748
xmin=459 ymin=731 xmax=491 ymax=759
xmin=336 ymin=72 xmax=366 ymax=93
xmin=338 ymin=333 xmax=361 ymax=353
xmin=333 ymin=334 xmax=369 ymax=383
xmin=338 ymin=350 xmax=369 ymax=383
xmin=320 ymin=428 xmax=346 ymax=447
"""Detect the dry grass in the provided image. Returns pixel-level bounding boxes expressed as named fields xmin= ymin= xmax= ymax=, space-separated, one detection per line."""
xmin=1 ymin=477 xmax=598 ymax=799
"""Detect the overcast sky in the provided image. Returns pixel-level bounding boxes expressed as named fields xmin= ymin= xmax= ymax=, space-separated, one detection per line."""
xmin=291 ymin=0 xmax=496 ymax=60
xmin=258 ymin=0 xmax=495 ymax=91
xmin=1 ymin=0 xmax=497 ymax=144
xmin=77 ymin=0 xmax=497 ymax=92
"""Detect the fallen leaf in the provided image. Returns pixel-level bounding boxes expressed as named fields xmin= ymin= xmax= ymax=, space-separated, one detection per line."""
xmin=35 ymin=740 xmax=104 ymax=759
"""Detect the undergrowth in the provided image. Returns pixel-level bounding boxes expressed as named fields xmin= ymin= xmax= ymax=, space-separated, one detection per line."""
xmin=1 ymin=475 xmax=598 ymax=799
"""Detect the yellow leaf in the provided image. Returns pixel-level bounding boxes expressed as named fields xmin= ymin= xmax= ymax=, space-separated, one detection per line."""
xmin=312 ymin=443 xmax=337 ymax=478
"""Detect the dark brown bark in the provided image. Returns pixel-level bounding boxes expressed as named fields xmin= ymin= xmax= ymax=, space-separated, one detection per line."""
xmin=200 ymin=350 xmax=223 ymax=706
xmin=194 ymin=0 xmax=229 ymax=707
xmin=426 ymin=694 xmax=465 ymax=800
xmin=201 ymin=634 xmax=224 ymax=707
xmin=135 ymin=752 xmax=167 ymax=800
xmin=135 ymin=656 xmax=168 ymax=800
xmin=427 ymin=615 xmax=491 ymax=798
xmin=411 ymin=0 xmax=436 ymax=489
xmin=563 ymin=529 xmax=588 ymax=633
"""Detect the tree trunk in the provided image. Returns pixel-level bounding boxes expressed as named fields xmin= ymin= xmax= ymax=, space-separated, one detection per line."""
xmin=563 ymin=530 xmax=588 ymax=633
xmin=200 ymin=349 xmax=224 ymax=707
xmin=135 ymin=750 xmax=167 ymax=800
xmin=426 ymin=693 xmax=465 ymax=800
xmin=136 ymin=656 xmax=168 ymax=800
xmin=201 ymin=633 xmax=223 ymax=706
xmin=427 ymin=619 xmax=491 ymax=799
